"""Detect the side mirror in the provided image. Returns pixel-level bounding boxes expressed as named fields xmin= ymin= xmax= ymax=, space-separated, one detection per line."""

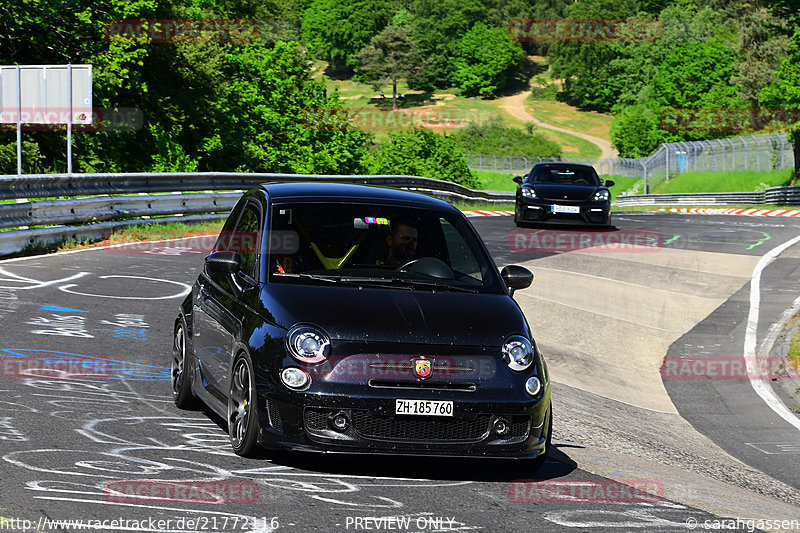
xmin=605 ymin=180 xmax=615 ymax=187
xmin=205 ymin=251 xmax=242 ymax=275
xmin=513 ymin=176 xmax=523 ymax=185
xmin=500 ymin=265 xmax=533 ymax=295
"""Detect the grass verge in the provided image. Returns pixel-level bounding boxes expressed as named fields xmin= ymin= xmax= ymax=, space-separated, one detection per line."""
xmin=473 ymin=170 xmax=519 ymax=191
xmin=651 ymin=169 xmax=793 ymax=194
xmin=20 ymin=220 xmax=227 ymax=257
xmin=786 ymin=312 xmax=800 ymax=410
xmin=523 ymin=96 xmax=613 ymax=142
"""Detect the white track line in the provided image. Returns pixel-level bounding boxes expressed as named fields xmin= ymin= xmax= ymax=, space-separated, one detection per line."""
xmin=745 ymin=235 xmax=800 ymax=432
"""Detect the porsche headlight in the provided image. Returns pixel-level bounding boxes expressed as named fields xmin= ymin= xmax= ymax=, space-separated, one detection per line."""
xmin=286 ymin=324 xmax=331 ymax=364
xmin=521 ymin=188 xmax=538 ymax=199
xmin=593 ymin=190 xmax=610 ymax=202
xmin=502 ymin=335 xmax=535 ymax=372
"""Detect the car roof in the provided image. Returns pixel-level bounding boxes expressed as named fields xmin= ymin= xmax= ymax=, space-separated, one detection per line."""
xmin=531 ymin=162 xmax=596 ymax=171
xmin=259 ymin=182 xmax=458 ymax=211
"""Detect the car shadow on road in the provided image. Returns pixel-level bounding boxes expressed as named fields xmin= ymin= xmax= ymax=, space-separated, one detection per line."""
xmin=260 ymin=445 xmax=577 ymax=483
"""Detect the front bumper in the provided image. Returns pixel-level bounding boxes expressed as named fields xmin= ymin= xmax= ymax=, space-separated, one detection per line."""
xmin=517 ymin=200 xmax=610 ymax=225
xmin=256 ymin=388 xmax=550 ymax=459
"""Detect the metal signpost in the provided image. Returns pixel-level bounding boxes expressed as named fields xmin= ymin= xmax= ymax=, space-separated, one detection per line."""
xmin=0 ymin=64 xmax=92 ymax=174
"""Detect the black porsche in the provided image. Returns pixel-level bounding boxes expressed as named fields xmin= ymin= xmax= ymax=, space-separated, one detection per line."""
xmin=171 ymin=182 xmax=551 ymax=466
xmin=514 ymin=162 xmax=615 ymax=227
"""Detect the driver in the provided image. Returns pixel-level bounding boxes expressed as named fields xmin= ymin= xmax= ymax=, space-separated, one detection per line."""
xmin=380 ymin=218 xmax=418 ymax=266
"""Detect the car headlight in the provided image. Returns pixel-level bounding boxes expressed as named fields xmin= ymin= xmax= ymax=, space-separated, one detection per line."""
xmin=593 ymin=190 xmax=610 ymax=202
xmin=501 ymin=335 xmax=535 ymax=372
xmin=286 ymin=324 xmax=331 ymax=364
xmin=521 ymin=188 xmax=537 ymax=199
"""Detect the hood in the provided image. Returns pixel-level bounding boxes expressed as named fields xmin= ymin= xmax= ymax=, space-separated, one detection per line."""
xmin=261 ymin=283 xmax=528 ymax=347
xmin=532 ymin=183 xmax=597 ymax=201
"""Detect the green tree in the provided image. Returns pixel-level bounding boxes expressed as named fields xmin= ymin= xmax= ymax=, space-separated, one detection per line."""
xmin=0 ymin=0 xmax=157 ymax=172
xmin=406 ymin=0 xmax=485 ymax=89
xmin=354 ymin=25 xmax=423 ymax=110
xmin=650 ymin=39 xmax=742 ymax=111
xmin=199 ymin=41 xmax=370 ymax=173
xmin=302 ymin=0 xmax=391 ymax=72
xmin=453 ymin=22 xmax=523 ymax=97
xmin=610 ymin=105 xmax=663 ymax=158
xmin=759 ymin=27 xmax=800 ymax=179
xmin=366 ymin=128 xmax=478 ymax=188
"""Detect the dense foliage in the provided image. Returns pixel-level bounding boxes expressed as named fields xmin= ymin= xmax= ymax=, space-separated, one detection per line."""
xmin=453 ymin=22 xmax=524 ymax=97
xmin=451 ymin=119 xmax=563 ymax=158
xmin=365 ymin=128 xmax=478 ymax=188
xmin=4 ymin=0 xmax=800 ymax=178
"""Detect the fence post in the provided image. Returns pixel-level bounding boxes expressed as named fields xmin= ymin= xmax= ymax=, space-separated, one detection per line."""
xmin=642 ymin=161 xmax=648 ymax=194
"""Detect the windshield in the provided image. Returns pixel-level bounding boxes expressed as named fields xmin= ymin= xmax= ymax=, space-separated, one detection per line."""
xmin=529 ymin=165 xmax=600 ymax=186
xmin=267 ymin=202 xmax=504 ymax=294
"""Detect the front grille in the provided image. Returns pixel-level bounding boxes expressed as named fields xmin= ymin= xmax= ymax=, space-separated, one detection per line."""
xmin=351 ymin=411 xmax=491 ymax=442
xmin=304 ymin=408 xmax=328 ymax=431
xmin=368 ymin=380 xmax=476 ymax=392
xmin=304 ymin=408 xmax=531 ymax=445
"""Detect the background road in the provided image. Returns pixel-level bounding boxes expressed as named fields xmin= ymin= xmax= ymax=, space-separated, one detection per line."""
xmin=0 ymin=212 xmax=798 ymax=532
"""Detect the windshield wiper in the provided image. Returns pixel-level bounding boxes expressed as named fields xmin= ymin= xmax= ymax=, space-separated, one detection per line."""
xmin=337 ymin=276 xmax=414 ymax=290
xmin=273 ymin=273 xmax=415 ymax=290
xmin=272 ymin=273 xmax=340 ymax=283
xmin=392 ymin=278 xmax=479 ymax=293
xmin=273 ymin=273 xmax=477 ymax=293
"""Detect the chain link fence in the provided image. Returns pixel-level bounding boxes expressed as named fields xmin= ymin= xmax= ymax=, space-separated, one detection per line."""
xmin=467 ymin=132 xmax=795 ymax=193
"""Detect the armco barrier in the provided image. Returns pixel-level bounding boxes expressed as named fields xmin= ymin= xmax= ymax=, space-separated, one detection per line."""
xmin=765 ymin=186 xmax=800 ymax=205
xmin=0 ymin=172 xmax=515 ymax=257
xmin=615 ymin=191 xmax=766 ymax=207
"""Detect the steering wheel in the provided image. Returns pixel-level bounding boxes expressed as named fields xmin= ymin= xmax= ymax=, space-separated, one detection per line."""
xmin=396 ymin=257 xmax=455 ymax=279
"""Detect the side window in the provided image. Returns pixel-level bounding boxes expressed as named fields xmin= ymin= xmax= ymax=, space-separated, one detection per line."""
xmin=213 ymin=203 xmax=244 ymax=252
xmin=440 ymin=218 xmax=482 ymax=281
xmin=233 ymin=205 xmax=261 ymax=280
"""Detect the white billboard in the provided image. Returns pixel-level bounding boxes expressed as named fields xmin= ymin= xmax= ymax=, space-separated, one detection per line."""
xmin=0 ymin=65 xmax=92 ymax=124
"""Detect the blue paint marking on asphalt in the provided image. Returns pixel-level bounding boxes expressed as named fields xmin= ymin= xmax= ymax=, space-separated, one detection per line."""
xmin=0 ymin=348 xmax=169 ymax=381
xmin=40 ymin=305 xmax=89 ymax=313
xmin=113 ymin=327 xmax=148 ymax=341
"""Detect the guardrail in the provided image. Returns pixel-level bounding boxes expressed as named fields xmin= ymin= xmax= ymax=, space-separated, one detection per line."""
xmin=0 ymin=172 xmax=515 ymax=257
xmin=615 ymin=191 xmax=767 ymax=207
xmin=613 ymin=186 xmax=800 ymax=207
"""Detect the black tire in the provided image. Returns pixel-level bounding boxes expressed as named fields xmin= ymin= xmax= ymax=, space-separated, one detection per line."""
xmin=228 ymin=354 xmax=260 ymax=457
xmin=171 ymin=318 xmax=197 ymax=409
xmin=528 ymin=403 xmax=553 ymax=470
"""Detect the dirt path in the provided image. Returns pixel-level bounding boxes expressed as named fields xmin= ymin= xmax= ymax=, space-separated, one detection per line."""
xmin=498 ymin=91 xmax=618 ymax=159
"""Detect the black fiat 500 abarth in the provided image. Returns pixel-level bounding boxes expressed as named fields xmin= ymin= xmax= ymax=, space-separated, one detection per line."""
xmin=172 ymin=183 xmax=551 ymax=466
